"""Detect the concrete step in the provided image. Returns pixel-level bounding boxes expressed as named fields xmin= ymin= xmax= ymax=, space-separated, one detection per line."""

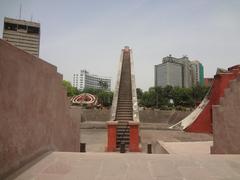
xmin=117 ymin=126 xmax=129 ymax=129
xmin=116 ymin=118 xmax=133 ymax=121
xmin=116 ymin=141 xmax=130 ymax=144
xmin=117 ymin=107 xmax=132 ymax=112
xmin=117 ymin=128 xmax=129 ymax=131
xmin=117 ymin=133 xmax=129 ymax=136
xmin=116 ymin=109 xmax=132 ymax=112
xmin=116 ymin=111 xmax=132 ymax=114
xmin=117 ymin=102 xmax=132 ymax=104
xmin=117 ymin=105 xmax=132 ymax=108
xmin=117 ymin=104 xmax=132 ymax=107
xmin=116 ymin=116 xmax=132 ymax=119
xmin=116 ymin=115 xmax=132 ymax=118
xmin=117 ymin=134 xmax=129 ymax=138
xmin=116 ymin=113 xmax=132 ymax=116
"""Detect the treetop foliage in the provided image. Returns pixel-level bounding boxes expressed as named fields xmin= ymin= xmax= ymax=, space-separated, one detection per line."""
xmin=137 ymin=85 xmax=209 ymax=109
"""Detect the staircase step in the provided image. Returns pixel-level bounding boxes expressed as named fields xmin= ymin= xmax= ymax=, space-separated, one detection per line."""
xmin=117 ymin=133 xmax=129 ymax=136
xmin=116 ymin=116 xmax=132 ymax=118
xmin=116 ymin=114 xmax=132 ymax=117
xmin=117 ymin=128 xmax=129 ymax=130
xmin=117 ymin=107 xmax=132 ymax=109
xmin=116 ymin=116 xmax=133 ymax=120
xmin=117 ymin=129 xmax=129 ymax=132
xmin=116 ymin=111 xmax=132 ymax=113
xmin=117 ymin=135 xmax=129 ymax=138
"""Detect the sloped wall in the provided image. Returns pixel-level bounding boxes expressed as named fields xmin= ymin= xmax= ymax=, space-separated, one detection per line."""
xmin=0 ymin=39 xmax=80 ymax=178
xmin=211 ymin=77 xmax=240 ymax=154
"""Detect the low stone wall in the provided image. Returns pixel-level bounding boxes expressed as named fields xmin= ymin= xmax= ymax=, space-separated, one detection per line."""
xmin=0 ymin=40 xmax=80 ymax=179
xmin=139 ymin=109 xmax=191 ymax=124
xmin=72 ymin=107 xmax=191 ymax=124
xmin=80 ymin=108 xmax=111 ymax=122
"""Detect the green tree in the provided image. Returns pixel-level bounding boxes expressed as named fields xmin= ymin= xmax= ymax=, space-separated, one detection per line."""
xmin=172 ymin=87 xmax=194 ymax=107
xmin=81 ymin=87 xmax=113 ymax=107
xmin=62 ymin=80 xmax=79 ymax=97
xmin=81 ymin=87 xmax=101 ymax=95
xmin=163 ymin=85 xmax=174 ymax=99
xmin=136 ymin=85 xmax=210 ymax=109
xmin=98 ymin=80 xmax=109 ymax=90
xmin=192 ymin=85 xmax=210 ymax=103
xmin=136 ymin=88 xmax=143 ymax=100
xmin=97 ymin=91 xmax=113 ymax=107
xmin=140 ymin=91 xmax=156 ymax=107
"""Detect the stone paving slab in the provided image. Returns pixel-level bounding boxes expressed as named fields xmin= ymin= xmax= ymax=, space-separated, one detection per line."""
xmin=159 ymin=141 xmax=213 ymax=154
xmin=7 ymin=152 xmax=240 ymax=180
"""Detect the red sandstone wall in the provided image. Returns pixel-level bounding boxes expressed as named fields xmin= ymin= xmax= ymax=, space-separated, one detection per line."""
xmin=185 ymin=71 xmax=239 ymax=133
xmin=211 ymin=77 xmax=240 ymax=154
xmin=0 ymin=40 xmax=80 ymax=178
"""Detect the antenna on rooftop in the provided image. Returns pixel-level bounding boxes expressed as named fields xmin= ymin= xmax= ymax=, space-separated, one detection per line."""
xmin=30 ymin=13 xmax=33 ymax=21
xmin=19 ymin=3 xmax=22 ymax=19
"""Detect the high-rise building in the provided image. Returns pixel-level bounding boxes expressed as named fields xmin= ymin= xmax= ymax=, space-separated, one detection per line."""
xmin=73 ymin=70 xmax=111 ymax=91
xmin=191 ymin=61 xmax=204 ymax=86
xmin=3 ymin=17 xmax=40 ymax=57
xmin=155 ymin=55 xmax=204 ymax=88
xmin=155 ymin=62 xmax=182 ymax=87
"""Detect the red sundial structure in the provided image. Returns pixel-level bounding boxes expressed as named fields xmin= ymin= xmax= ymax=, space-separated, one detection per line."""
xmin=170 ymin=65 xmax=240 ymax=133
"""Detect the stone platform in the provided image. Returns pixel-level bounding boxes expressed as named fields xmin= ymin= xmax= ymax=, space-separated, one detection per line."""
xmin=8 ymin=152 xmax=240 ymax=180
xmin=159 ymin=141 xmax=213 ymax=154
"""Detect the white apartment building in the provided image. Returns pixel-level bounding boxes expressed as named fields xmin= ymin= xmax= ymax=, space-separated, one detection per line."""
xmin=73 ymin=70 xmax=111 ymax=91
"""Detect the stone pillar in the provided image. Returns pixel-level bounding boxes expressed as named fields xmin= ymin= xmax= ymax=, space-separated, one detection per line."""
xmin=129 ymin=121 xmax=141 ymax=152
xmin=106 ymin=121 xmax=117 ymax=152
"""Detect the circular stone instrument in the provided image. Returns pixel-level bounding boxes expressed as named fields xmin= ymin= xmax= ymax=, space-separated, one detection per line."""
xmin=71 ymin=93 xmax=97 ymax=105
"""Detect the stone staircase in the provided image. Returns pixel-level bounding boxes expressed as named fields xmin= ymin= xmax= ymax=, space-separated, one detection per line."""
xmin=115 ymin=50 xmax=133 ymax=149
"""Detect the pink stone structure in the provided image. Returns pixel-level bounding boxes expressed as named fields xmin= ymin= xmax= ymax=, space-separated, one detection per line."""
xmin=0 ymin=39 xmax=80 ymax=179
xmin=211 ymin=76 xmax=240 ymax=154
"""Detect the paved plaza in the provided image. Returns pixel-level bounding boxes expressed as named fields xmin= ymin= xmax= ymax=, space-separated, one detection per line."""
xmin=9 ymin=152 xmax=240 ymax=180
xmin=80 ymin=129 xmax=212 ymax=153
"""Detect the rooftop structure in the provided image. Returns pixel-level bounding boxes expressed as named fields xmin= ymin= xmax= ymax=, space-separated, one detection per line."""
xmin=3 ymin=17 xmax=40 ymax=57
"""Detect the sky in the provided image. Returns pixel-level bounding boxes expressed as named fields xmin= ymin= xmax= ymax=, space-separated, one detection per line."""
xmin=0 ymin=0 xmax=240 ymax=90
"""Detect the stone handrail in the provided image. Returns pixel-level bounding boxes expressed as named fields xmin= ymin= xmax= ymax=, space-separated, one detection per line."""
xmin=130 ymin=49 xmax=140 ymax=122
xmin=110 ymin=50 xmax=123 ymax=121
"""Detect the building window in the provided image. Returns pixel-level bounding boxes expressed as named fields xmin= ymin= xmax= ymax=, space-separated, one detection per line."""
xmin=18 ymin=25 xmax=27 ymax=30
xmin=28 ymin=26 xmax=40 ymax=34
xmin=4 ymin=23 xmax=17 ymax=31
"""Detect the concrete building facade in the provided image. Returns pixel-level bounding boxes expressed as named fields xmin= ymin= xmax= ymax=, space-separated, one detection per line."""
xmin=73 ymin=70 xmax=111 ymax=91
xmin=3 ymin=17 xmax=40 ymax=57
xmin=155 ymin=62 xmax=182 ymax=87
xmin=191 ymin=60 xmax=204 ymax=86
xmin=155 ymin=55 xmax=204 ymax=88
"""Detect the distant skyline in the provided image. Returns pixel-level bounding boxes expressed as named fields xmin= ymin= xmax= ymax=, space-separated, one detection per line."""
xmin=1 ymin=0 xmax=240 ymax=90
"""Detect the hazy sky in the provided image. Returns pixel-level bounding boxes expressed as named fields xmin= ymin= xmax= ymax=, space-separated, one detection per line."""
xmin=0 ymin=0 xmax=240 ymax=90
